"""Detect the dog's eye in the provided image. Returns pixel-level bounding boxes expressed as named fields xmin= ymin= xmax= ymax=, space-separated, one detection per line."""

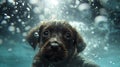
xmin=43 ymin=30 xmax=50 ymax=37
xmin=64 ymin=32 xmax=72 ymax=40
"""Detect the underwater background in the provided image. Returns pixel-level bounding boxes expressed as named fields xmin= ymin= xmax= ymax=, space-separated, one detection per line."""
xmin=0 ymin=0 xmax=120 ymax=67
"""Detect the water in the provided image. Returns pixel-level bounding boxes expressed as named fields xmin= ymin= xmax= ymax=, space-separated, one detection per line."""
xmin=0 ymin=0 xmax=120 ymax=67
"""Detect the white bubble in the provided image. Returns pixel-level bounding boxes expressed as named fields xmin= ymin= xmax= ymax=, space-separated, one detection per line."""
xmin=15 ymin=10 xmax=18 ymax=12
xmin=1 ymin=20 xmax=7 ymax=24
xmin=22 ymin=32 xmax=27 ymax=36
xmin=116 ymin=5 xmax=119 ymax=9
xmin=8 ymin=48 xmax=12 ymax=52
xmin=14 ymin=6 xmax=17 ymax=9
xmin=48 ymin=0 xmax=59 ymax=6
xmin=0 ymin=39 xmax=3 ymax=45
xmin=65 ymin=11 xmax=69 ymax=14
xmin=98 ymin=57 xmax=102 ymax=60
xmin=22 ymin=39 xmax=26 ymax=42
xmin=104 ymin=46 xmax=108 ymax=50
xmin=18 ymin=19 xmax=21 ymax=22
xmin=33 ymin=7 xmax=40 ymax=14
xmin=8 ymin=25 xmax=15 ymax=32
xmin=16 ymin=27 xmax=21 ymax=33
xmin=8 ymin=0 xmax=15 ymax=5
xmin=83 ymin=52 xmax=88 ymax=55
xmin=21 ymin=22 xmax=25 ymax=25
xmin=22 ymin=2 xmax=25 ymax=6
xmin=28 ymin=15 xmax=30 ymax=18
xmin=91 ymin=31 xmax=95 ymax=34
xmin=94 ymin=16 xmax=109 ymax=31
xmin=94 ymin=16 xmax=108 ymax=24
xmin=27 ymin=7 xmax=30 ymax=11
xmin=112 ymin=62 xmax=115 ymax=65
xmin=78 ymin=3 xmax=90 ymax=11
xmin=25 ymin=26 xmax=31 ymax=31
xmin=11 ymin=14 xmax=14 ymax=16
xmin=5 ymin=15 xmax=10 ymax=19
xmin=11 ymin=23 xmax=14 ymax=25
xmin=109 ymin=61 xmax=114 ymax=64
xmin=76 ymin=0 xmax=80 ymax=5
xmin=93 ymin=44 xmax=97 ymax=48
xmin=29 ymin=0 xmax=39 ymax=4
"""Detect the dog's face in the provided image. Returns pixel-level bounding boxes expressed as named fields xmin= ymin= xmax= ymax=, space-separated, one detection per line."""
xmin=26 ymin=21 xmax=86 ymax=63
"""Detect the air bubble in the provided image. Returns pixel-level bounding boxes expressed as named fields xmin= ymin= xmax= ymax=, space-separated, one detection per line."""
xmin=8 ymin=25 xmax=15 ymax=32
xmin=1 ymin=20 xmax=7 ymax=24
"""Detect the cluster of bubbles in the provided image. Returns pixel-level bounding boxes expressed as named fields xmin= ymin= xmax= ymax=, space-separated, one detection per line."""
xmin=0 ymin=0 xmax=116 ymax=52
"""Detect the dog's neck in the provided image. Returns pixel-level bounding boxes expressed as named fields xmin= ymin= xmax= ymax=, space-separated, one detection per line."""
xmin=34 ymin=48 xmax=83 ymax=67
xmin=33 ymin=46 xmax=83 ymax=67
xmin=35 ymin=55 xmax=84 ymax=67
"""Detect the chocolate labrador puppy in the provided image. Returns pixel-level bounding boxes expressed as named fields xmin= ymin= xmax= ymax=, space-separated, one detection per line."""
xmin=26 ymin=20 xmax=99 ymax=67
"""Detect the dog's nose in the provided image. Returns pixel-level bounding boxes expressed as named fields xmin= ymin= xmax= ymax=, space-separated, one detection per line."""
xmin=50 ymin=42 xmax=60 ymax=51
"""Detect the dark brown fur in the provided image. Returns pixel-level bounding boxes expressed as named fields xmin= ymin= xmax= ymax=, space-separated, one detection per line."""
xmin=26 ymin=20 xmax=99 ymax=67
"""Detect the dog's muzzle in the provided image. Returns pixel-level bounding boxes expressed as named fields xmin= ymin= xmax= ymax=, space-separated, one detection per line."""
xmin=42 ymin=42 xmax=68 ymax=63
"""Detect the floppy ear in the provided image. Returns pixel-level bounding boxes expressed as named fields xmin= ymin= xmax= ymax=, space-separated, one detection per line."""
xmin=26 ymin=26 xmax=40 ymax=49
xmin=26 ymin=23 xmax=45 ymax=50
xmin=76 ymin=32 xmax=86 ymax=53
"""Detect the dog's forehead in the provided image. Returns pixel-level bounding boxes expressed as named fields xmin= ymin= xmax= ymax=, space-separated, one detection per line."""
xmin=42 ymin=21 xmax=73 ymax=31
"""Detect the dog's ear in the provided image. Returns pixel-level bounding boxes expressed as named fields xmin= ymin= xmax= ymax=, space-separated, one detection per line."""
xmin=75 ymin=32 xmax=86 ymax=53
xmin=26 ymin=24 xmax=44 ymax=50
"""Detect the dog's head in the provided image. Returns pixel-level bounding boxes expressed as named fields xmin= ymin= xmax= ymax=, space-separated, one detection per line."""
xmin=26 ymin=21 xmax=86 ymax=63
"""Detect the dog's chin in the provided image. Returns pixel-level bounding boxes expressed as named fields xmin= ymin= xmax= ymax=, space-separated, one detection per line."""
xmin=42 ymin=49 xmax=68 ymax=63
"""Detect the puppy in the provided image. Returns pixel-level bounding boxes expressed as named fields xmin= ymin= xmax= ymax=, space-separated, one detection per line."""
xmin=26 ymin=20 xmax=99 ymax=67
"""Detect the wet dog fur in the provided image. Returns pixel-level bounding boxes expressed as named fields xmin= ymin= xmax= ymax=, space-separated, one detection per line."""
xmin=26 ymin=20 xmax=99 ymax=67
